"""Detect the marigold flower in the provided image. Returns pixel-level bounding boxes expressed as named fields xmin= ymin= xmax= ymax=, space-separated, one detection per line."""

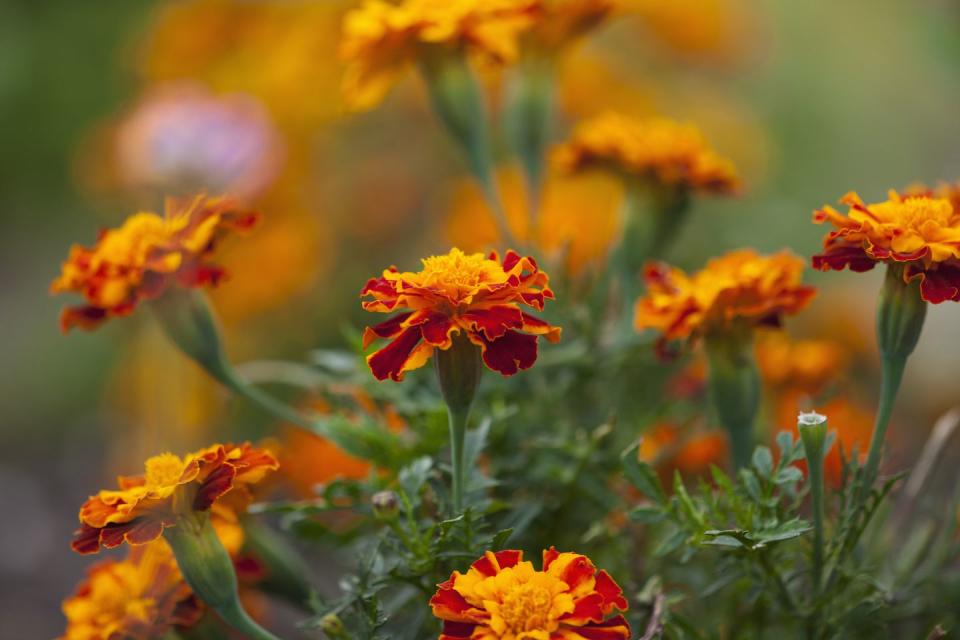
xmin=635 ymin=249 xmax=815 ymax=345
xmin=72 ymin=442 xmax=278 ymax=555
xmin=527 ymin=0 xmax=619 ymax=51
xmin=812 ymin=190 xmax=960 ymax=303
xmin=639 ymin=421 xmax=728 ymax=484
xmin=61 ymin=539 xmax=202 ymax=640
xmin=430 ymin=548 xmax=630 ymax=639
xmin=755 ymin=332 xmax=848 ymax=395
xmin=554 ymin=112 xmax=740 ymax=194
xmin=361 ymin=248 xmax=561 ymax=381
xmin=51 ymin=194 xmax=257 ymax=332
xmin=340 ymin=0 xmax=539 ymax=109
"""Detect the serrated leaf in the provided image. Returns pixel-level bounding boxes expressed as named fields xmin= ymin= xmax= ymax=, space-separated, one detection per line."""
xmin=623 ymin=443 xmax=667 ymax=504
xmin=752 ymin=446 xmax=774 ymax=478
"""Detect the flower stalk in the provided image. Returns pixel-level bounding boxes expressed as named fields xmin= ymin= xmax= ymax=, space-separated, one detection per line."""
xmin=150 ymin=288 xmax=318 ymax=432
xmin=798 ymin=411 xmax=829 ymax=596
xmin=419 ymin=50 xmax=517 ymax=248
xmin=434 ymin=333 xmax=483 ymax=513
xmin=704 ymin=328 xmax=760 ymax=469
xmin=164 ymin=512 xmax=282 ymax=640
xmin=858 ymin=264 xmax=926 ymax=502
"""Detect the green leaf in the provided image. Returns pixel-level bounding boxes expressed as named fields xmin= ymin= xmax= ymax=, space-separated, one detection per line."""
xmin=774 ymin=466 xmax=804 ymax=485
xmin=653 ymin=528 xmax=688 ymax=557
xmin=629 ymin=505 xmax=667 ymax=523
xmin=751 ymin=519 xmax=812 ymax=544
xmin=622 ymin=443 xmax=666 ymax=504
xmin=739 ymin=468 xmax=763 ymax=503
xmin=752 ymin=446 xmax=774 ymax=478
xmin=703 ymin=535 xmax=745 ymax=548
xmin=399 ymin=457 xmax=433 ymax=506
xmin=490 ymin=528 xmax=513 ymax=550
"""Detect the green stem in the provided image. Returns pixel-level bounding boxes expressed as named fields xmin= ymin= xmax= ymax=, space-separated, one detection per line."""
xmin=856 ymin=354 xmax=906 ymax=504
xmin=220 ymin=367 xmax=318 ymax=432
xmin=216 ymin=598 xmax=283 ymax=640
xmin=809 ymin=447 xmax=826 ymax=599
xmin=447 ymin=404 xmax=469 ymax=514
xmin=704 ymin=330 xmax=760 ymax=470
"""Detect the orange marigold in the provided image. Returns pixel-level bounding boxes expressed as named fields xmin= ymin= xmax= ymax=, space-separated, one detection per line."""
xmin=361 ymin=248 xmax=561 ymax=381
xmin=340 ymin=0 xmax=540 ymax=109
xmin=812 ymin=190 xmax=960 ymax=303
xmin=635 ymin=249 xmax=815 ymax=344
xmin=639 ymin=421 xmax=728 ymax=485
xmin=527 ymin=0 xmax=619 ymax=51
xmin=51 ymin=194 xmax=257 ymax=332
xmin=755 ymin=332 xmax=848 ymax=395
xmin=61 ymin=539 xmax=202 ymax=640
xmin=72 ymin=443 xmax=278 ymax=555
xmin=430 ymin=548 xmax=630 ymax=639
xmin=553 ymin=112 xmax=740 ymax=194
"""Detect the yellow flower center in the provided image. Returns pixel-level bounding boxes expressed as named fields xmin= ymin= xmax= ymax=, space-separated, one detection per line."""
xmin=97 ymin=213 xmax=181 ymax=267
xmin=498 ymin=582 xmax=556 ymax=633
xmin=413 ymin=248 xmax=503 ymax=301
xmin=144 ymin=453 xmax=186 ymax=489
xmin=876 ymin=197 xmax=953 ymax=230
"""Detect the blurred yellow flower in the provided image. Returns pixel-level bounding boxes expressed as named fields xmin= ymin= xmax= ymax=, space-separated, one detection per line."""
xmin=527 ymin=0 xmax=620 ymax=52
xmin=755 ymin=332 xmax=848 ymax=396
xmin=61 ymin=540 xmax=201 ymax=640
xmin=629 ymin=0 xmax=752 ymax=62
xmin=340 ymin=0 xmax=540 ymax=109
xmin=445 ymin=168 xmax=620 ymax=274
xmin=635 ymin=249 xmax=815 ymax=344
xmin=554 ymin=112 xmax=740 ymax=195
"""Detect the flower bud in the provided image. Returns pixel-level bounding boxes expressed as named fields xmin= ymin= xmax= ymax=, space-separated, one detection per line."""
xmin=371 ymin=490 xmax=400 ymax=522
xmin=163 ymin=511 xmax=239 ymax=611
xmin=798 ymin=411 xmax=829 ymax=462
xmin=320 ymin=613 xmax=350 ymax=639
xmin=150 ymin=288 xmax=232 ymax=384
xmin=876 ymin=263 xmax=927 ymax=361
xmin=434 ymin=333 xmax=483 ymax=414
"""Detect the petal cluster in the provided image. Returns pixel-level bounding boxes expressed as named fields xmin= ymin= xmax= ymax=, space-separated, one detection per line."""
xmin=812 ymin=190 xmax=960 ymax=303
xmin=430 ymin=548 xmax=630 ymax=639
xmin=51 ymin=194 xmax=257 ymax=331
xmin=635 ymin=249 xmax=815 ymax=344
xmin=61 ymin=539 xmax=201 ymax=640
xmin=340 ymin=0 xmax=540 ymax=109
xmin=361 ymin=248 xmax=561 ymax=381
xmin=72 ymin=443 xmax=278 ymax=555
xmin=553 ymin=112 xmax=740 ymax=194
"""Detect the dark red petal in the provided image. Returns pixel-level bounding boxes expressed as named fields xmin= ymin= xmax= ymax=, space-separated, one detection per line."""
xmin=811 ymin=245 xmax=876 ymax=273
xmin=367 ymin=326 xmax=423 ymax=381
xmin=501 ymin=250 xmax=521 ymax=271
xmin=575 ymin=615 xmax=633 ymax=640
xmin=194 ymin=462 xmax=237 ymax=511
xmin=461 ymin=305 xmax=523 ymax=340
xmin=440 ymin=621 xmax=477 ymax=639
xmin=60 ymin=306 xmax=109 ymax=333
xmin=595 ymin=570 xmax=629 ymax=613
xmin=362 ymin=311 xmax=414 ymax=348
xmin=912 ymin=263 xmax=960 ymax=303
xmin=479 ymin=330 xmax=538 ymax=376
xmin=71 ymin=523 xmax=104 ymax=554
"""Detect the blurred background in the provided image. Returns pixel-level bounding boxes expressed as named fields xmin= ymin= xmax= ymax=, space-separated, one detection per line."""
xmin=3 ymin=0 xmax=960 ymax=636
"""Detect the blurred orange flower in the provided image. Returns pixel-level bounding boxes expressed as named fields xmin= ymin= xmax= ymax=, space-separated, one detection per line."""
xmin=635 ymin=249 xmax=815 ymax=344
xmin=553 ymin=112 xmax=740 ymax=194
xmin=430 ymin=548 xmax=630 ymax=639
xmin=72 ymin=443 xmax=277 ymax=555
xmin=445 ymin=169 xmax=620 ymax=274
xmin=361 ymin=248 xmax=561 ymax=380
xmin=755 ymin=332 xmax=848 ymax=396
xmin=776 ymin=392 xmax=874 ymax=489
xmin=527 ymin=0 xmax=619 ymax=51
xmin=639 ymin=422 xmax=728 ymax=483
xmin=61 ymin=539 xmax=201 ymax=640
xmin=340 ymin=0 xmax=540 ymax=109
xmin=51 ymin=194 xmax=256 ymax=332
xmin=630 ymin=0 xmax=752 ymax=62
xmin=812 ymin=190 xmax=960 ymax=303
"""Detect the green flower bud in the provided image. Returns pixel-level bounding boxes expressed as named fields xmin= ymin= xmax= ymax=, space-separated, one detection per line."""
xmin=877 ymin=263 xmax=927 ymax=361
xmin=150 ymin=288 xmax=232 ymax=384
xmin=371 ymin=490 xmax=400 ymax=522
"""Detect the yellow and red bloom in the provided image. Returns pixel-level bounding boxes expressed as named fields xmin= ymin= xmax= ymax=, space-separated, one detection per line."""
xmin=430 ymin=548 xmax=630 ymax=639
xmin=361 ymin=248 xmax=561 ymax=381
xmin=51 ymin=194 xmax=257 ymax=332
xmin=635 ymin=249 xmax=815 ymax=346
xmin=72 ymin=443 xmax=278 ymax=555
xmin=340 ymin=0 xmax=540 ymax=109
xmin=812 ymin=190 xmax=960 ymax=303
xmin=553 ymin=112 xmax=740 ymax=195
xmin=61 ymin=539 xmax=201 ymax=640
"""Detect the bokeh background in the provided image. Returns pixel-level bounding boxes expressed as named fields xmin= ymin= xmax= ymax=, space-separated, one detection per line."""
xmin=3 ymin=0 xmax=960 ymax=636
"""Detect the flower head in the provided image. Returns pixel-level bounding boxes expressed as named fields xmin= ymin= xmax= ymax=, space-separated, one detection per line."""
xmin=340 ymin=0 xmax=540 ymax=109
xmin=554 ymin=112 xmax=740 ymax=194
xmin=51 ymin=194 xmax=257 ymax=332
xmin=756 ymin=332 xmax=848 ymax=395
xmin=361 ymin=248 xmax=561 ymax=381
xmin=635 ymin=249 xmax=815 ymax=345
xmin=430 ymin=548 xmax=630 ymax=639
xmin=812 ymin=190 xmax=960 ymax=303
xmin=115 ymin=83 xmax=284 ymax=200
xmin=61 ymin=540 xmax=201 ymax=640
xmin=527 ymin=0 xmax=619 ymax=51
xmin=72 ymin=443 xmax=278 ymax=555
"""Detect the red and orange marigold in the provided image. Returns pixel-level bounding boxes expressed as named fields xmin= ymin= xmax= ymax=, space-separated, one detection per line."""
xmin=72 ymin=442 xmax=277 ymax=555
xmin=430 ymin=548 xmax=630 ymax=639
xmin=361 ymin=248 xmax=561 ymax=381
xmin=61 ymin=539 xmax=201 ymax=640
xmin=635 ymin=249 xmax=815 ymax=345
xmin=51 ymin=194 xmax=257 ymax=331
xmin=812 ymin=190 xmax=960 ymax=303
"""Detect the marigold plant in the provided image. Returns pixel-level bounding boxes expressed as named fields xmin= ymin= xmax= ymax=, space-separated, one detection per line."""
xmin=361 ymin=248 xmax=561 ymax=381
xmin=51 ymin=194 xmax=256 ymax=331
xmin=72 ymin=442 xmax=277 ymax=554
xmin=430 ymin=548 xmax=630 ymax=639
